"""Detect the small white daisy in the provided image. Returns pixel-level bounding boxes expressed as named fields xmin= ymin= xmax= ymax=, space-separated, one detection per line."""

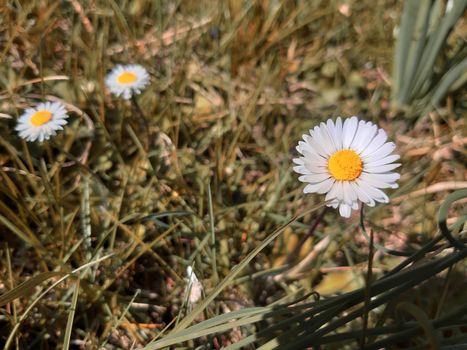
xmin=15 ymin=102 xmax=69 ymax=142
xmin=105 ymin=64 xmax=150 ymax=100
xmin=293 ymin=116 xmax=401 ymax=218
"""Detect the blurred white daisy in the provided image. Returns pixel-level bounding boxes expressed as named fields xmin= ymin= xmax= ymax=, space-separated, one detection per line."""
xmin=293 ymin=116 xmax=400 ymax=218
xmin=185 ymin=266 xmax=203 ymax=304
xmin=15 ymin=102 xmax=69 ymax=142
xmin=105 ymin=64 xmax=150 ymax=99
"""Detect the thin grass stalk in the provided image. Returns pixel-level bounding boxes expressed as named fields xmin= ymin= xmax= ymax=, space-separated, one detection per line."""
xmin=5 ymin=244 xmax=19 ymax=350
xmin=207 ymin=182 xmax=219 ymax=284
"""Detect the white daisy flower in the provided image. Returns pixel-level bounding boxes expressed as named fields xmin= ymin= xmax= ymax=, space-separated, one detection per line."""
xmin=15 ymin=102 xmax=69 ymax=142
xmin=105 ymin=64 xmax=150 ymax=100
xmin=293 ymin=116 xmax=401 ymax=218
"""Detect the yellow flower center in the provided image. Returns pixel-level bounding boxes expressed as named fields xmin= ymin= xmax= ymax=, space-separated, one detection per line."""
xmin=117 ymin=71 xmax=137 ymax=84
xmin=328 ymin=149 xmax=363 ymax=181
xmin=30 ymin=110 xmax=52 ymax=126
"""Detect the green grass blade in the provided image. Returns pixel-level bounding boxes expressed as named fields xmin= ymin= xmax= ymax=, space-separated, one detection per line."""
xmin=393 ymin=0 xmax=421 ymax=101
xmin=410 ymin=0 xmax=467 ymax=95
xmin=0 ymin=213 xmax=44 ymax=250
xmin=0 ymin=272 xmax=65 ymax=307
xmin=437 ymin=189 xmax=467 ymax=249
xmin=62 ymin=277 xmax=80 ymax=350
xmin=397 ymin=0 xmax=432 ymax=104
xmin=429 ymin=59 xmax=467 ymax=109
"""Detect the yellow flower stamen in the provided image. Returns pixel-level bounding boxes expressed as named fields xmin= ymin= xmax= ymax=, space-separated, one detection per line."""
xmin=30 ymin=110 xmax=52 ymax=126
xmin=117 ymin=71 xmax=137 ymax=84
xmin=328 ymin=149 xmax=363 ymax=181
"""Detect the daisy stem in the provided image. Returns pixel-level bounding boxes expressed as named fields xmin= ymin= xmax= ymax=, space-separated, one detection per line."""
xmin=131 ymin=95 xmax=146 ymax=119
xmin=360 ymin=227 xmax=374 ymax=348
xmin=359 ymin=206 xmax=411 ymax=257
xmin=286 ymin=206 xmax=328 ymax=264
xmin=131 ymin=95 xmax=150 ymax=151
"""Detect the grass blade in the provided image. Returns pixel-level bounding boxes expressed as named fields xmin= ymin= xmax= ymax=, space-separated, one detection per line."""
xmin=62 ymin=277 xmax=80 ymax=350
xmin=0 ymin=272 xmax=65 ymax=307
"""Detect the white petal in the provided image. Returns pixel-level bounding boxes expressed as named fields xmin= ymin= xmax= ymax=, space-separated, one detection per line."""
xmin=297 ymin=140 xmax=314 ymax=155
xmin=365 ymin=154 xmax=400 ymax=167
xmin=342 ymin=181 xmax=358 ymax=203
xmin=298 ymin=134 xmax=320 ymax=155
xmin=360 ymin=129 xmax=388 ymax=157
xmin=307 ymin=155 xmax=327 ymax=167
xmin=301 ymin=150 xmax=327 ymax=166
xmin=54 ymin=119 xmax=68 ymax=126
xmin=292 ymin=158 xmax=304 ymax=165
xmin=313 ymin=125 xmax=333 ymax=156
xmin=363 ymin=142 xmax=396 ymax=162
xmin=324 ymin=120 xmax=338 ymax=153
xmin=339 ymin=203 xmax=352 ymax=218
xmin=349 ymin=182 xmax=375 ymax=206
xmin=297 ymin=147 xmax=328 ymax=167
xmin=364 ymin=163 xmax=401 ymax=173
xmin=334 ymin=181 xmax=344 ymax=201
xmin=349 ymin=120 xmax=366 ymax=149
xmin=342 ymin=116 xmax=358 ymax=148
xmin=362 ymin=172 xmax=401 ymax=183
xmin=357 ymin=180 xmax=389 ymax=203
xmin=15 ymin=123 xmax=30 ymax=131
xmin=334 ymin=117 xmax=343 ymax=148
xmin=316 ymin=178 xmax=335 ymax=194
xmin=360 ymin=172 xmax=400 ymax=189
xmin=303 ymin=159 xmax=328 ymax=174
xmin=293 ymin=165 xmax=311 ymax=175
xmin=353 ymin=123 xmax=378 ymax=154
xmin=299 ymin=173 xmax=330 ymax=183
xmin=304 ymin=183 xmax=324 ymax=193
xmin=325 ymin=182 xmax=339 ymax=202
xmin=303 ymin=133 xmax=328 ymax=158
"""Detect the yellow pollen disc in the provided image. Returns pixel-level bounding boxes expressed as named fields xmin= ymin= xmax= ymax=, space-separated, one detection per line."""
xmin=328 ymin=149 xmax=363 ymax=181
xmin=117 ymin=71 xmax=137 ymax=84
xmin=30 ymin=110 xmax=52 ymax=126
